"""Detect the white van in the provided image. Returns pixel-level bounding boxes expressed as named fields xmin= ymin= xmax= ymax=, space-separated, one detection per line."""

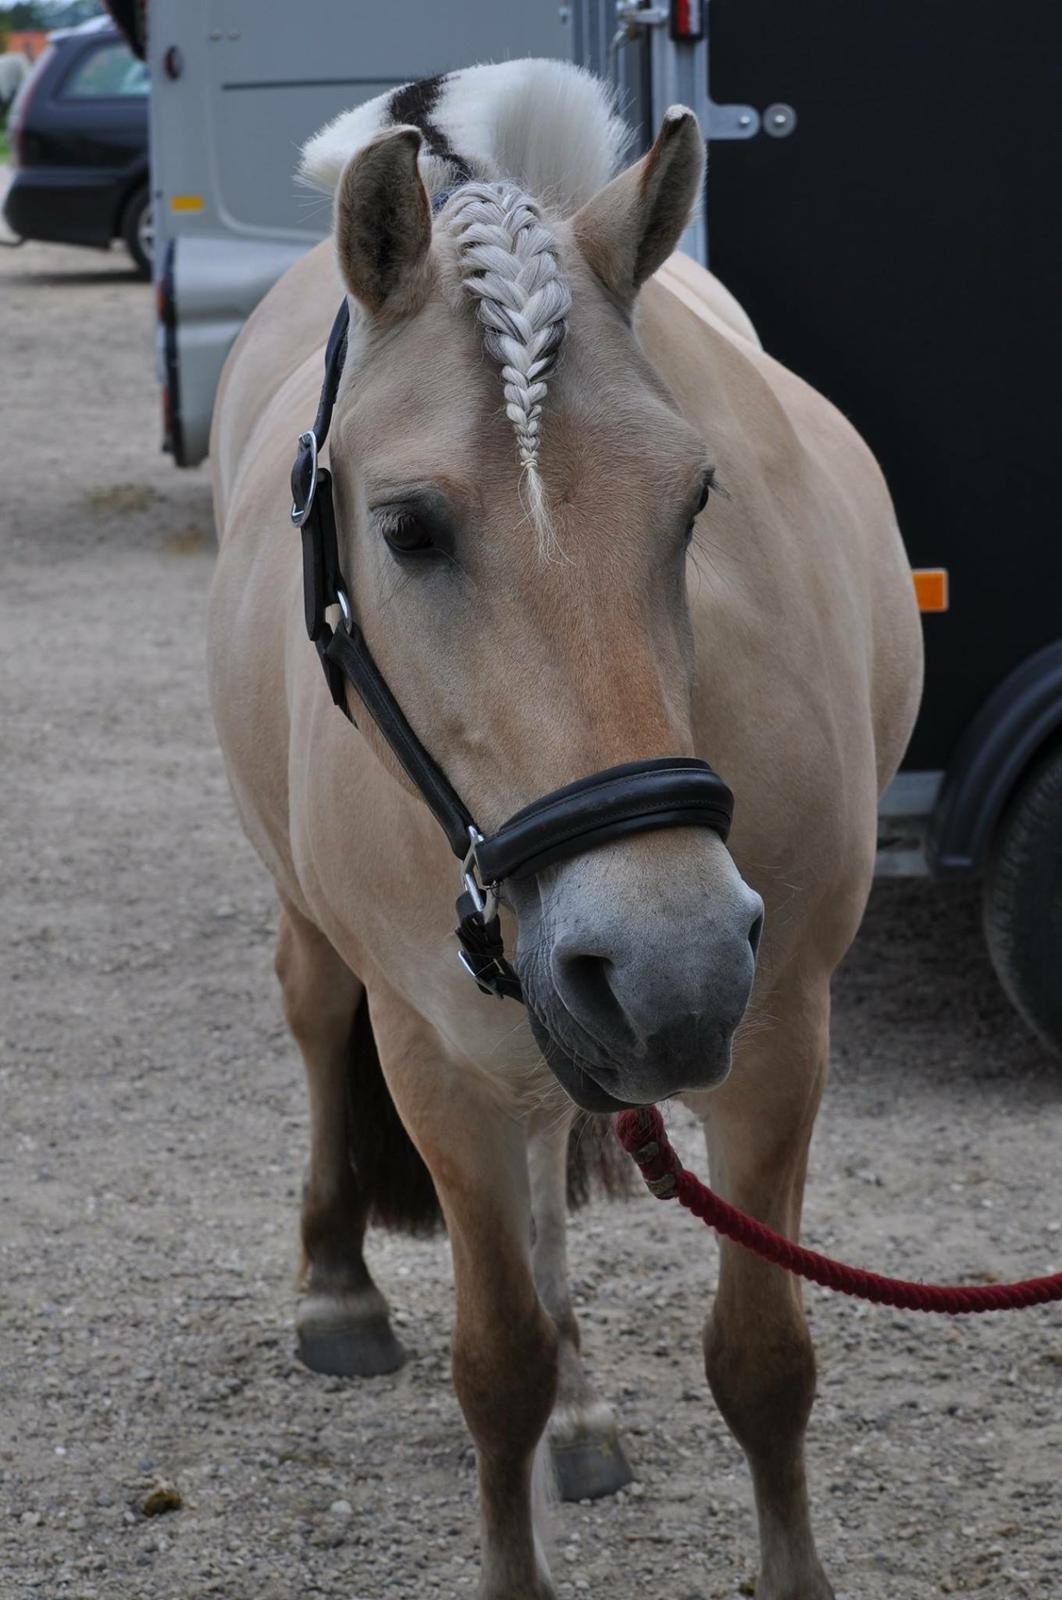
xmin=140 ymin=1 xmax=739 ymax=465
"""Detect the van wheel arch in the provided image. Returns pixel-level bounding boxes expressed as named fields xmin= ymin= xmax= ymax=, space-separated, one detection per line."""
xmin=983 ymin=737 xmax=1062 ymax=1057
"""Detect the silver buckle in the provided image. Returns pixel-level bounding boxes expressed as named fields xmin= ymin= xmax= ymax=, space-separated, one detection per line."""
xmin=335 ymin=588 xmax=352 ymax=633
xmin=290 ymin=430 xmax=318 ymax=525
xmin=457 ymin=947 xmax=507 ymax=997
xmin=461 ymin=826 xmax=498 ymax=922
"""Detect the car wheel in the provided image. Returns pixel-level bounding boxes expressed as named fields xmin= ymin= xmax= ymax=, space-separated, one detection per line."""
xmin=983 ymin=743 xmax=1062 ymax=1057
xmin=121 ymin=185 xmax=153 ymax=278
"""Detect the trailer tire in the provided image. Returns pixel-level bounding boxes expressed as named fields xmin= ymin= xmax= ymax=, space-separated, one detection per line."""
xmin=121 ymin=185 xmax=152 ymax=279
xmin=983 ymin=744 xmax=1062 ymax=1058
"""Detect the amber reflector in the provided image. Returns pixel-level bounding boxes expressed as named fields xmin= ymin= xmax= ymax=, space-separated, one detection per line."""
xmin=913 ymin=569 xmax=949 ymax=612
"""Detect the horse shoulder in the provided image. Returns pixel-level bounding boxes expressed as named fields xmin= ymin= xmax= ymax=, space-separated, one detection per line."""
xmin=641 ymin=268 xmax=919 ymax=724
xmin=638 ymin=267 xmax=922 ymax=929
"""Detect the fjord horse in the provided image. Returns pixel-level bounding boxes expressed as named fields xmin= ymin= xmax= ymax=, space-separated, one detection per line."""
xmin=209 ymin=62 xmax=921 ymax=1600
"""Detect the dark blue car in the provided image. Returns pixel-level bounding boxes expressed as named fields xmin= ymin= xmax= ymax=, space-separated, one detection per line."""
xmin=4 ymin=18 xmax=150 ymax=275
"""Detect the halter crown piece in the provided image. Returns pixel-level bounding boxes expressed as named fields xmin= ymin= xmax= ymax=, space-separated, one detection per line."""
xmin=289 ymin=209 xmax=735 ymax=1003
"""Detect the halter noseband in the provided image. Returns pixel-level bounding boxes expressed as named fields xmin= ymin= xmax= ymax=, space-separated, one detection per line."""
xmin=289 ymin=272 xmax=734 ymax=1003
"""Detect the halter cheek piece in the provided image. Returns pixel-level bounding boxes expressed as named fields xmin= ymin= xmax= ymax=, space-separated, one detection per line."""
xmin=290 ymin=282 xmax=735 ymax=1004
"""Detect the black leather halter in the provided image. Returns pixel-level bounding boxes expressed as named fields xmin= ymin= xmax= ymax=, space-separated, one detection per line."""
xmin=289 ymin=293 xmax=734 ymax=1003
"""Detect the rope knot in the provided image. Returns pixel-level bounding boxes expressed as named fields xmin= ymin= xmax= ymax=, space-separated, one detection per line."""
xmin=615 ymin=1107 xmax=681 ymax=1200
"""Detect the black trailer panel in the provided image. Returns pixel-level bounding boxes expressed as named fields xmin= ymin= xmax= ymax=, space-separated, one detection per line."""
xmin=705 ymin=0 xmax=1062 ymax=774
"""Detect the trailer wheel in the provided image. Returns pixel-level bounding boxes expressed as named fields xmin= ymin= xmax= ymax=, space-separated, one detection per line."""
xmin=121 ymin=185 xmax=153 ymax=279
xmin=983 ymin=745 xmax=1062 ymax=1057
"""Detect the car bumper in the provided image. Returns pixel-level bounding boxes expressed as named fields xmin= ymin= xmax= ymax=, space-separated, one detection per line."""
xmin=2 ymin=167 xmax=126 ymax=249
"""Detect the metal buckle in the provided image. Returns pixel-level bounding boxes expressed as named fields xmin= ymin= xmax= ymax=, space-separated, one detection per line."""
xmin=457 ymin=946 xmax=511 ymax=999
xmin=290 ymin=430 xmax=318 ymax=526
xmin=335 ymin=588 xmax=352 ymax=634
xmin=461 ymin=826 xmax=498 ymax=923
xmin=457 ymin=948 xmax=504 ymax=995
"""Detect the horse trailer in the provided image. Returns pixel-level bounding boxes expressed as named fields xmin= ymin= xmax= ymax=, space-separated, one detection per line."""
xmin=112 ymin=0 xmax=1062 ymax=1053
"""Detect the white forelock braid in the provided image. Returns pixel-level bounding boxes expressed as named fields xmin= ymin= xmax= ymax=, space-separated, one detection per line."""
xmin=446 ymin=181 xmax=572 ymax=555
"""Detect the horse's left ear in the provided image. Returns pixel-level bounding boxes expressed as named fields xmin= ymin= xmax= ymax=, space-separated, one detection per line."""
xmin=334 ymin=124 xmax=433 ymax=318
xmin=571 ymin=107 xmax=705 ymax=305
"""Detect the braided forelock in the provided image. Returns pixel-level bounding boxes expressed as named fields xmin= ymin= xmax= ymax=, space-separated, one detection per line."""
xmin=446 ymin=181 xmax=572 ymax=557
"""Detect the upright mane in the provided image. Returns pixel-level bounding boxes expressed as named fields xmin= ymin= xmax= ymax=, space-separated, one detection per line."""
xmin=299 ymin=60 xmax=629 ymax=213
xmin=300 ymin=62 xmax=630 ymax=551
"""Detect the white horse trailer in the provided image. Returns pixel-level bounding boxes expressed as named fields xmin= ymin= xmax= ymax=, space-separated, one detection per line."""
xmin=139 ymin=1 xmax=742 ymax=467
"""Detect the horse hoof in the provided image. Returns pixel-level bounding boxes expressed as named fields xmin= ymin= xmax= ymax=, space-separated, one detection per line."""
xmin=549 ymin=1429 xmax=634 ymax=1502
xmin=295 ymin=1292 xmax=407 ymax=1378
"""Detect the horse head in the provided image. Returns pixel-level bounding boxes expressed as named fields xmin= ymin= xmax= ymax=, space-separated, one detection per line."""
xmin=318 ymin=110 xmax=763 ymax=1110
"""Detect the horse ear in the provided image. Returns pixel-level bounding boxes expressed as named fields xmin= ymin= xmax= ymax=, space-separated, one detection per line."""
xmin=571 ymin=107 xmax=705 ymax=305
xmin=334 ymin=125 xmax=433 ymax=318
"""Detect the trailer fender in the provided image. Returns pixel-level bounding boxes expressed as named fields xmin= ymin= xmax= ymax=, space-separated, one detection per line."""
xmin=929 ymin=642 xmax=1062 ymax=876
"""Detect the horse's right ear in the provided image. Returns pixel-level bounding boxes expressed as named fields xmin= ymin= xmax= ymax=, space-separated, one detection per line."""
xmin=571 ymin=107 xmax=705 ymax=307
xmin=334 ymin=125 xmax=433 ymax=319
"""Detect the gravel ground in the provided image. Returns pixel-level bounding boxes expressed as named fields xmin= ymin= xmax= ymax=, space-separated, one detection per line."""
xmin=1 ymin=226 xmax=1060 ymax=1600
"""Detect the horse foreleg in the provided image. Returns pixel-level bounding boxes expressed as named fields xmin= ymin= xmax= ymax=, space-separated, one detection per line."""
xmin=528 ymin=1115 xmax=632 ymax=1501
xmin=696 ymin=977 xmax=835 ymax=1600
xmin=275 ymin=898 xmax=405 ymax=1376
xmin=372 ymin=992 xmax=559 ymax=1600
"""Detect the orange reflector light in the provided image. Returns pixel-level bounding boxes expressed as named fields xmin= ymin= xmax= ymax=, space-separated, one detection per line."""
xmin=170 ymin=193 xmax=204 ymax=212
xmin=913 ymin=569 xmax=949 ymax=612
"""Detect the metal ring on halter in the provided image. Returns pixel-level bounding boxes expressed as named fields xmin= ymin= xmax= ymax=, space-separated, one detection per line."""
xmin=335 ymin=589 xmax=352 ymax=633
xmin=289 ymin=430 xmax=319 ymax=526
xmin=461 ymin=826 xmax=498 ymax=922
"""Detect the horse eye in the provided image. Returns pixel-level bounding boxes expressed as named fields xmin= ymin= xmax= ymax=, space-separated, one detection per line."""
xmin=685 ymin=473 xmax=714 ymax=543
xmin=381 ymin=510 xmax=435 ymax=557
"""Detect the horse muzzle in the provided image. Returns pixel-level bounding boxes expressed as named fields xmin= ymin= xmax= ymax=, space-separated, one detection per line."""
xmin=511 ymin=833 xmax=764 ymax=1110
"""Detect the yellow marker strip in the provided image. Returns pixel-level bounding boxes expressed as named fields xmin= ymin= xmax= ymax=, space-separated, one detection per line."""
xmin=913 ymin=568 xmax=949 ymax=613
xmin=170 ymin=193 xmax=204 ymax=212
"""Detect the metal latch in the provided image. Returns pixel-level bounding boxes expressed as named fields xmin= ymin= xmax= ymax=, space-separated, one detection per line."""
xmin=608 ymin=2 xmax=797 ymax=141
xmin=609 ymin=0 xmax=670 ymax=79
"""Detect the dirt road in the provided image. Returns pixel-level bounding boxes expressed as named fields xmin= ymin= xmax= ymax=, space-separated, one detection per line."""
xmin=1 ymin=228 xmax=1059 ymax=1600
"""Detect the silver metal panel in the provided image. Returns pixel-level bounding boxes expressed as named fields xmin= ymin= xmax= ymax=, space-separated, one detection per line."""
xmin=573 ymin=0 xmax=651 ymax=149
xmin=648 ymin=32 xmax=710 ymax=260
xmin=172 ymin=233 xmax=309 ymax=464
xmin=874 ymin=842 xmax=931 ymax=878
xmin=203 ymin=0 xmax=572 ymax=238
xmin=150 ymin=0 xmax=574 ymax=252
xmin=878 ymin=770 xmax=944 ymax=819
xmin=873 ymin=772 xmax=944 ymax=878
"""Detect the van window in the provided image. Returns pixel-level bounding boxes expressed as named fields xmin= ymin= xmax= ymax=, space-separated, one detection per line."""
xmin=59 ymin=41 xmax=148 ymax=99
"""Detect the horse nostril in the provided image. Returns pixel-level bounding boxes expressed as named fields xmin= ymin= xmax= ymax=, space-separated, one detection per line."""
xmin=557 ymin=952 xmax=628 ymax=1034
xmin=748 ymin=910 xmax=765 ymax=957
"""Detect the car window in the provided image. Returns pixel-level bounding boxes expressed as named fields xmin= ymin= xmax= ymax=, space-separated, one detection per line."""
xmin=58 ymin=41 xmax=148 ymax=99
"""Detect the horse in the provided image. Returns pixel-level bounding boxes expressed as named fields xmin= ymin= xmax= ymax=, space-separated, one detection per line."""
xmin=208 ymin=59 xmax=922 ymax=1600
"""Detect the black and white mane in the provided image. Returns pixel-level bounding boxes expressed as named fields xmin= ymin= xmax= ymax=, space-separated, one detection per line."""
xmin=300 ymin=62 xmax=630 ymax=548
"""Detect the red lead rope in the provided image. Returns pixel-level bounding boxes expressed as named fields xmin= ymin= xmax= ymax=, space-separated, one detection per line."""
xmin=614 ymin=1106 xmax=1062 ymax=1314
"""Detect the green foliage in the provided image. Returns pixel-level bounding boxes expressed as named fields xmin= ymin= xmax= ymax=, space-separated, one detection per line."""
xmin=1 ymin=4 xmax=46 ymax=27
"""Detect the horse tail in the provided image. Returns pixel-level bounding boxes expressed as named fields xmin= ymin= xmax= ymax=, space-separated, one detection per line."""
xmin=565 ymin=1112 xmax=634 ymax=1209
xmin=347 ymin=991 xmax=443 ymax=1235
xmin=348 ymin=994 xmax=629 ymax=1232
